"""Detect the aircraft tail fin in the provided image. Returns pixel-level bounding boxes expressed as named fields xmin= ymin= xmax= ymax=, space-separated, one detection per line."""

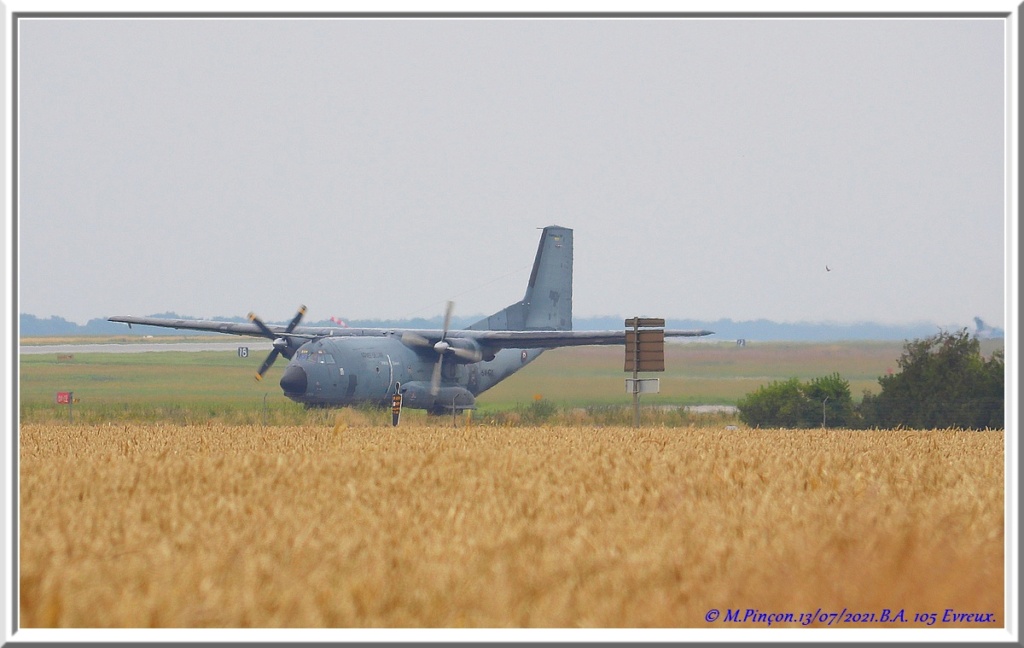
xmin=468 ymin=226 xmax=573 ymax=332
xmin=973 ymin=316 xmax=1004 ymax=339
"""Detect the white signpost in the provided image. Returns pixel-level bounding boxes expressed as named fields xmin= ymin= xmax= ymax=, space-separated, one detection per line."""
xmin=626 ymin=378 xmax=661 ymax=394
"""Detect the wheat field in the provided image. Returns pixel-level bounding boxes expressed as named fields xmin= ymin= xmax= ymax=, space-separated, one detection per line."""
xmin=19 ymin=421 xmax=1004 ymax=629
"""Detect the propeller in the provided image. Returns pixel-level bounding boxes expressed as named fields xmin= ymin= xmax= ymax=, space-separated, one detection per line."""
xmin=399 ymin=301 xmax=484 ymax=395
xmin=249 ymin=305 xmax=307 ymax=381
xmin=430 ymin=301 xmax=455 ymax=395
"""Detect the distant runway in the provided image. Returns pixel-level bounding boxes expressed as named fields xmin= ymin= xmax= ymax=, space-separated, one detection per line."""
xmin=20 ymin=341 xmax=273 ymax=355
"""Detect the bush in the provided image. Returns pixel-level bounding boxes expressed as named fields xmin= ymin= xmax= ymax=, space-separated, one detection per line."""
xmin=520 ymin=398 xmax=559 ymax=424
xmin=738 ymin=373 xmax=854 ymax=428
xmin=859 ymin=329 xmax=1003 ymax=429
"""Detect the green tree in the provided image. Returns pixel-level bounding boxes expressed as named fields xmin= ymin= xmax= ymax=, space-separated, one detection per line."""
xmin=805 ymin=372 xmax=857 ymax=428
xmin=858 ymin=329 xmax=1004 ymax=429
xmin=738 ymin=373 xmax=854 ymax=428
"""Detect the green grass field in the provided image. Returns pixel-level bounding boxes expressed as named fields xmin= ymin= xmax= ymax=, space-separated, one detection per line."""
xmin=18 ymin=338 xmax=1005 ymax=425
xmin=491 ymin=341 xmax=905 ymax=405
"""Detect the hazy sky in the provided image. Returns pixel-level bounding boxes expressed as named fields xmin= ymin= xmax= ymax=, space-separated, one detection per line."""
xmin=14 ymin=13 xmax=1009 ymax=329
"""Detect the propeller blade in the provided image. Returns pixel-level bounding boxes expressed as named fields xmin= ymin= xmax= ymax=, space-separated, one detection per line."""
xmin=255 ymin=348 xmax=281 ymax=381
xmin=431 ymin=301 xmax=457 ymax=396
xmin=248 ymin=312 xmax=276 ymax=339
xmin=280 ymin=306 xmax=307 ymax=359
xmin=430 ymin=355 xmax=443 ymax=396
xmin=451 ymin=346 xmax=483 ymax=362
xmin=285 ymin=305 xmax=307 ymax=332
xmin=441 ymin=300 xmax=454 ymax=338
xmin=249 ymin=306 xmax=304 ymax=338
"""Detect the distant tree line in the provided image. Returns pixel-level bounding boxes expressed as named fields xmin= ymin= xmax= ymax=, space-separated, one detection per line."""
xmin=737 ymin=329 xmax=1004 ymax=430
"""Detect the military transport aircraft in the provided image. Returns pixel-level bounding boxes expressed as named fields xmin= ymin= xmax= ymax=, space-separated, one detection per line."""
xmin=110 ymin=226 xmax=713 ymax=414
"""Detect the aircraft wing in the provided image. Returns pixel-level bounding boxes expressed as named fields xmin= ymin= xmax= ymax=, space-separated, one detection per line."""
xmin=106 ymin=315 xmax=411 ymax=339
xmin=444 ymin=329 xmax=714 ymax=350
xmin=107 ymin=316 xmax=311 ymax=338
xmin=108 ymin=315 xmax=712 ymax=349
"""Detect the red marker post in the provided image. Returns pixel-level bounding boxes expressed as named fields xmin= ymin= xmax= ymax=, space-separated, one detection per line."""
xmin=56 ymin=391 xmax=74 ymax=423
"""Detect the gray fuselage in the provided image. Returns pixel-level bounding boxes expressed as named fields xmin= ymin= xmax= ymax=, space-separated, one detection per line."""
xmin=277 ymin=333 xmax=542 ymax=409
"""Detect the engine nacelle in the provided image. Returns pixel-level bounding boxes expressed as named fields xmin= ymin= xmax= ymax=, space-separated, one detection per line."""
xmin=444 ymin=338 xmax=486 ymax=363
xmin=400 ymin=381 xmax=476 ymax=413
xmin=400 ymin=333 xmax=489 ymax=363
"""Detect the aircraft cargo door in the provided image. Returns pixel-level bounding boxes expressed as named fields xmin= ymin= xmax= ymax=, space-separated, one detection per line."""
xmin=371 ymin=354 xmax=402 ymax=401
xmin=366 ymin=352 xmax=401 ymax=401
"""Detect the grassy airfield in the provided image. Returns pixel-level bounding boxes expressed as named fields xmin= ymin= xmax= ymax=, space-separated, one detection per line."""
xmin=19 ymin=338 xmax=970 ymax=425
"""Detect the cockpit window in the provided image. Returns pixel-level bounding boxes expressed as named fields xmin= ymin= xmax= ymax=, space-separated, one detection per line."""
xmin=297 ymin=348 xmax=335 ymax=364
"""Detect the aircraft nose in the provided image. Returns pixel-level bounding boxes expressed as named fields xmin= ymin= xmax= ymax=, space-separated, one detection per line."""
xmin=279 ymin=363 xmax=307 ymax=396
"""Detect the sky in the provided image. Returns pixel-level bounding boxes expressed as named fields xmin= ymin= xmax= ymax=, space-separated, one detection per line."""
xmin=13 ymin=11 xmax=1010 ymax=330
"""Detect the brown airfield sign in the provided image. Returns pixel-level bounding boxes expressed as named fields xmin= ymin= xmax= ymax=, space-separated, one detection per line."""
xmin=625 ymin=326 xmax=665 ymax=372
